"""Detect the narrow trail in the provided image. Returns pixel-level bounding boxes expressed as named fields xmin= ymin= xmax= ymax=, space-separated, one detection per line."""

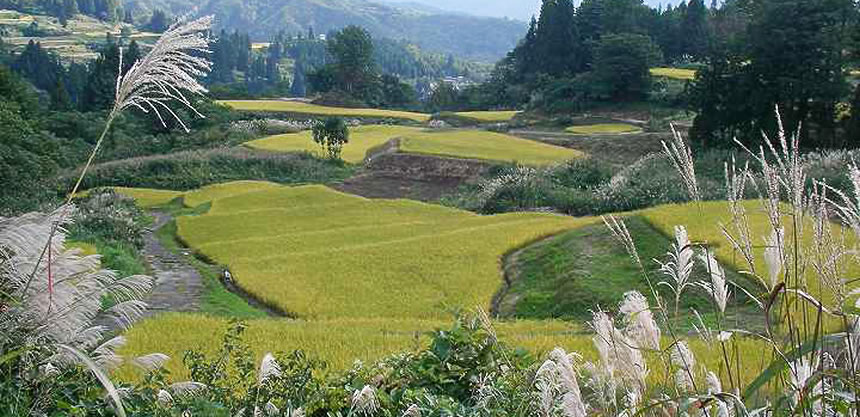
xmin=141 ymin=212 xmax=205 ymax=315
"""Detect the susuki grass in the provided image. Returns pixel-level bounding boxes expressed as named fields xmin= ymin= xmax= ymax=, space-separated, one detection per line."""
xmin=246 ymin=124 xmax=581 ymax=165
xmin=218 ymin=100 xmax=430 ymax=122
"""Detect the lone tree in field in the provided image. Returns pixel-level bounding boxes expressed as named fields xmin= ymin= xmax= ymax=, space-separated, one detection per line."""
xmin=312 ymin=117 xmax=349 ymax=160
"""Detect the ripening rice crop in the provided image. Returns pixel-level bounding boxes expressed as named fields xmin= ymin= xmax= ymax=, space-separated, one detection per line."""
xmin=453 ymin=110 xmax=521 ymax=122
xmin=175 ymin=183 xmax=595 ymax=319
xmin=182 ymin=180 xmax=283 ymax=208
xmin=119 ymin=313 xmax=766 ymax=387
xmin=649 ymin=67 xmax=697 ymax=80
xmin=246 ymin=125 xmax=581 ymax=165
xmin=565 ymin=124 xmax=643 ymax=135
xmin=398 ymin=129 xmax=583 ymax=165
xmin=246 ymin=125 xmax=421 ymax=163
xmin=112 ymin=187 xmax=183 ymax=208
xmin=118 ymin=314 xmax=585 ymax=379
xmin=218 ymin=100 xmax=430 ymax=122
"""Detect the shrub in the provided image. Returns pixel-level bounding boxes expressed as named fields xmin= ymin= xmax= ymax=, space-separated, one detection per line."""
xmin=312 ymin=117 xmax=350 ymax=160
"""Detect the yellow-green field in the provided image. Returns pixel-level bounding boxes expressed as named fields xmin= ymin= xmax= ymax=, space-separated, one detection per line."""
xmin=565 ymin=123 xmax=643 ymax=135
xmin=246 ymin=125 xmax=582 ymax=165
xmin=453 ymin=110 xmax=521 ymax=123
xmin=650 ymin=67 xmax=697 ymax=81
xmin=120 ymin=314 xmax=766 ymax=386
xmin=218 ymin=100 xmax=430 ymax=122
xmin=66 ymin=241 xmax=98 ymax=256
xmin=176 ymin=183 xmax=594 ymax=319
xmin=112 ymin=187 xmax=184 ymax=208
xmin=115 ymin=186 xmax=781 ymax=384
xmin=399 ymin=129 xmax=582 ymax=165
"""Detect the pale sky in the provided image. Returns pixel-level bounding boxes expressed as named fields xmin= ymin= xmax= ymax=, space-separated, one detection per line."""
xmin=386 ymin=0 xmax=685 ymax=21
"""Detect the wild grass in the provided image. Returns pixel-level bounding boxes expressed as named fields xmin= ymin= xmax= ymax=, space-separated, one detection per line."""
xmin=218 ymin=100 xmax=430 ymax=122
xmin=453 ymin=110 xmax=521 ymax=123
xmin=246 ymin=125 xmax=581 ymax=165
xmin=649 ymin=67 xmax=697 ymax=80
xmin=565 ymin=123 xmax=643 ymax=135
xmin=172 ymin=183 xmax=593 ymax=319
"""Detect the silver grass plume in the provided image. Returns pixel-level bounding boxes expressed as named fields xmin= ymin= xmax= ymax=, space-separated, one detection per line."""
xmin=114 ymin=16 xmax=213 ymax=132
xmin=722 ymin=157 xmax=757 ymax=274
xmin=401 ymin=404 xmax=421 ymax=417
xmin=656 ymin=225 xmax=695 ymax=316
xmin=351 ymin=385 xmax=380 ymax=415
xmin=698 ymin=249 xmax=730 ymax=314
xmin=763 ymin=227 xmax=785 ymax=291
xmin=671 ymin=341 xmax=696 ymax=392
xmin=618 ymin=291 xmax=661 ymax=351
xmin=603 ymin=215 xmax=642 ymax=268
xmin=662 ymin=125 xmax=700 ymax=202
xmin=258 ymin=353 xmax=282 ymax=384
xmin=591 ymin=310 xmax=647 ymax=397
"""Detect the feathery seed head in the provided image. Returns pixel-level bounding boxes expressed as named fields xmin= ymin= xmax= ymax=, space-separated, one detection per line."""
xmin=351 ymin=385 xmax=380 ymax=415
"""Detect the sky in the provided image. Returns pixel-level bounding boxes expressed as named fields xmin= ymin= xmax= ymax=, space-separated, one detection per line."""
xmin=386 ymin=0 xmax=683 ymax=21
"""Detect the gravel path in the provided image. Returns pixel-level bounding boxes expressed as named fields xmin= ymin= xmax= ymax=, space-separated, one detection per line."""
xmin=142 ymin=212 xmax=204 ymax=315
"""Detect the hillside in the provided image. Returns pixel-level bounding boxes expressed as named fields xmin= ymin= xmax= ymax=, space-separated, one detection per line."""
xmin=122 ymin=0 xmax=526 ymax=60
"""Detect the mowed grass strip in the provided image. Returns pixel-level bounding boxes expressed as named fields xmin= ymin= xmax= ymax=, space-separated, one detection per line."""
xmin=176 ymin=183 xmax=594 ymax=319
xmin=565 ymin=124 xmax=643 ymax=135
xmin=399 ymin=130 xmax=583 ymax=165
xmin=246 ymin=125 xmax=581 ymax=165
xmin=650 ymin=67 xmax=697 ymax=80
xmin=218 ymin=100 xmax=430 ymax=122
xmin=119 ymin=313 xmax=767 ymax=388
xmin=453 ymin=110 xmax=521 ymax=123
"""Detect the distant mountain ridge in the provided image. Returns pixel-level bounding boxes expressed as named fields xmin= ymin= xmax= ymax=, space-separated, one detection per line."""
xmin=122 ymin=0 xmax=527 ymax=61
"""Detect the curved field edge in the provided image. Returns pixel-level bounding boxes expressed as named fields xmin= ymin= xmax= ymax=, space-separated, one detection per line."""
xmin=565 ymin=123 xmax=643 ymax=135
xmin=245 ymin=125 xmax=582 ymax=165
xmin=174 ymin=183 xmax=596 ymax=319
xmin=217 ymin=100 xmax=430 ymax=122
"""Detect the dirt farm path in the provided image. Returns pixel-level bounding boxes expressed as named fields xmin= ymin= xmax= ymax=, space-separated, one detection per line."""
xmin=141 ymin=212 xmax=204 ymax=315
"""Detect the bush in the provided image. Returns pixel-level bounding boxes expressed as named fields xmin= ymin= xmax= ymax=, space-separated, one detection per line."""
xmin=312 ymin=117 xmax=350 ymax=160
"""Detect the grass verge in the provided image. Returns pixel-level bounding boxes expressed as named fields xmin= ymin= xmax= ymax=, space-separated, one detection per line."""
xmin=218 ymin=100 xmax=430 ymax=122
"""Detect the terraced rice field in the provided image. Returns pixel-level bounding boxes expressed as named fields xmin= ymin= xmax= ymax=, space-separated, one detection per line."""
xmin=116 ymin=185 xmax=778 ymax=382
xmin=218 ymin=100 xmax=430 ymax=122
xmin=565 ymin=123 xmax=643 ymax=135
xmin=112 ymin=187 xmax=183 ymax=208
xmin=453 ymin=110 xmax=521 ymax=122
xmin=246 ymin=125 xmax=582 ymax=165
xmin=650 ymin=67 xmax=697 ymax=80
xmin=176 ymin=183 xmax=594 ymax=318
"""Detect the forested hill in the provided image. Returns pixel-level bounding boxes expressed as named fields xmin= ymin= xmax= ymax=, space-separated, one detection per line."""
xmin=122 ymin=0 xmax=527 ymax=61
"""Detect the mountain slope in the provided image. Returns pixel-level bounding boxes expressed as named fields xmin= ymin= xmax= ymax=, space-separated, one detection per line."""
xmin=122 ymin=0 xmax=526 ymax=61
